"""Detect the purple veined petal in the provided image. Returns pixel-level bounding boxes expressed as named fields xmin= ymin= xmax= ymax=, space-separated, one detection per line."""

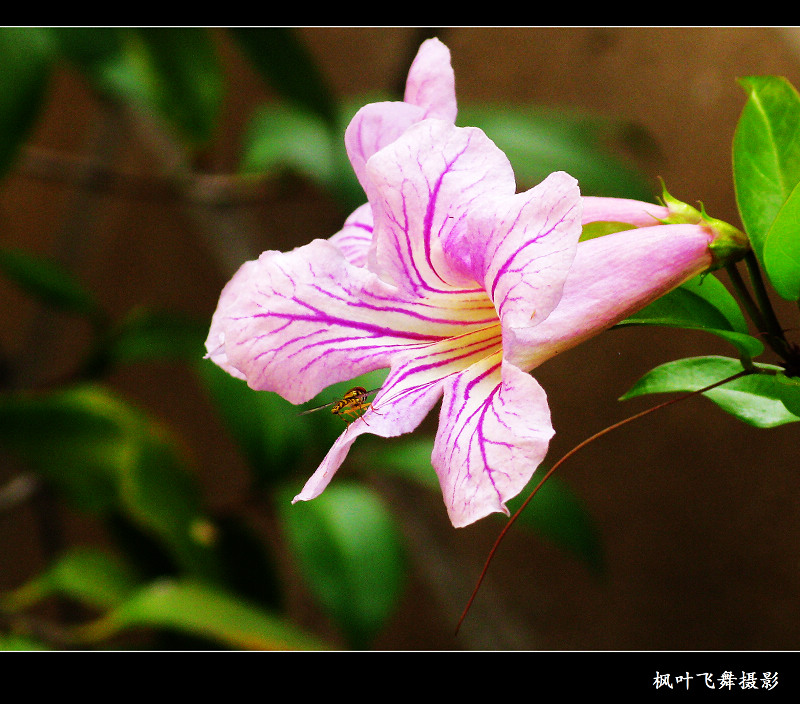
xmin=366 ymin=119 xmax=517 ymax=296
xmin=582 ymin=196 xmax=669 ymax=227
xmin=404 ymin=37 xmax=457 ymax=122
xmin=206 ymin=239 xmax=500 ymax=404
xmin=504 ymin=222 xmax=715 ymax=372
xmin=432 ymin=355 xmax=554 ymax=528
xmin=293 ymin=322 xmax=504 ymax=506
xmin=206 ymin=256 xmax=261 ymax=381
xmin=328 ymin=203 xmax=374 ymax=268
xmin=345 ymin=101 xmax=425 ymax=203
xmin=444 ymin=170 xmax=583 ymax=329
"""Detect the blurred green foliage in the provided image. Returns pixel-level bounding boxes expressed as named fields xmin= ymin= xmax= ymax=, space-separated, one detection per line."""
xmin=3 ymin=28 xmax=796 ymax=651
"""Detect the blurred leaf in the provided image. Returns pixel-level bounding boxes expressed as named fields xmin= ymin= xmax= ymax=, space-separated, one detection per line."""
xmin=0 ymin=246 xmax=103 ymax=322
xmin=2 ymin=547 xmax=141 ymax=613
xmin=230 ymin=27 xmax=337 ymax=128
xmin=277 ymin=481 xmax=406 ymax=649
xmin=130 ymin=28 xmax=224 ymax=148
xmin=458 ymin=104 xmax=655 ymax=200
xmin=0 ymin=28 xmax=55 ymax=179
xmin=372 ymin=437 xmax=604 ymax=573
xmin=615 ymin=273 xmax=764 ymax=362
xmin=621 ymin=355 xmax=799 ymax=428
xmin=733 ymin=76 xmax=800 ymax=268
xmin=197 ymin=360 xmax=314 ymax=486
xmin=763 ymin=180 xmax=800 ymax=300
xmin=0 ymin=634 xmax=50 ymax=650
xmin=214 ymin=516 xmax=283 ymax=611
xmin=55 ymin=28 xmax=224 ymax=149
xmin=0 ymin=385 xmax=221 ymax=580
xmin=506 ymin=475 xmax=605 ymax=574
xmin=99 ymin=307 xmax=206 ymax=367
xmin=239 ymin=103 xmax=337 ymax=184
xmin=72 ymin=578 xmax=328 ymax=650
xmin=50 ymin=27 xmax=131 ymax=92
xmin=580 ymin=221 xmax=637 ymax=240
xmin=367 ymin=436 xmax=440 ymax=492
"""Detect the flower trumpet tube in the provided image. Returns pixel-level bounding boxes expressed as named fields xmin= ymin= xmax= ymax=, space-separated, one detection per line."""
xmin=205 ymin=40 xmax=748 ymax=527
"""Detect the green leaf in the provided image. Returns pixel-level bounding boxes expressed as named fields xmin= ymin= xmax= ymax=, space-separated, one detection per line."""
xmin=621 ymin=355 xmax=799 ymax=428
xmin=458 ymin=104 xmax=655 ymax=200
xmin=73 ymin=579 xmax=328 ymax=650
xmin=774 ymin=372 xmax=800 ymax=416
xmin=197 ymin=360 xmax=314 ymax=485
xmin=763 ymin=180 xmax=800 ymax=300
xmin=0 ymin=28 xmax=54 ymax=179
xmin=0 ymin=634 xmax=50 ymax=650
xmin=239 ymin=103 xmax=337 ymax=184
xmin=230 ymin=28 xmax=337 ymax=128
xmin=0 ymin=385 xmax=221 ymax=580
xmin=102 ymin=308 xmax=206 ymax=366
xmin=0 ymin=246 xmax=103 ymax=321
xmin=2 ymin=547 xmax=141 ymax=613
xmin=130 ymin=28 xmax=224 ymax=148
xmin=277 ymin=481 xmax=406 ymax=649
xmin=733 ymin=76 xmax=800 ymax=268
xmin=615 ymin=273 xmax=764 ymax=361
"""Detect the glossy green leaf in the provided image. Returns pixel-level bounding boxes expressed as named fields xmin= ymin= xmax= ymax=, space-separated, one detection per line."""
xmin=615 ymin=273 xmax=763 ymax=361
xmin=0 ymin=246 xmax=103 ymax=322
xmin=230 ymin=28 xmax=337 ymax=128
xmin=763 ymin=180 xmax=800 ymax=300
xmin=0 ymin=385 xmax=221 ymax=580
xmin=2 ymin=547 xmax=141 ymax=613
xmin=0 ymin=28 xmax=54 ymax=179
xmin=458 ymin=104 xmax=655 ymax=200
xmin=277 ymin=481 xmax=406 ymax=649
xmin=733 ymin=76 xmax=800 ymax=268
xmin=73 ymin=579 xmax=328 ymax=650
xmin=621 ymin=355 xmax=799 ymax=428
xmin=774 ymin=372 xmax=800 ymax=416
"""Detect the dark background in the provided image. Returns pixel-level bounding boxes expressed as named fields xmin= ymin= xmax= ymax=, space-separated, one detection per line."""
xmin=1 ymin=27 xmax=799 ymax=650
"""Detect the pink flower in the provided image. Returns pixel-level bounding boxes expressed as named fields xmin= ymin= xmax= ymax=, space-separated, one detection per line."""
xmin=205 ymin=41 xmax=740 ymax=527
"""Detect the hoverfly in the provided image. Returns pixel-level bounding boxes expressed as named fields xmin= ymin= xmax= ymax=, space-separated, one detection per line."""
xmin=298 ymin=386 xmax=379 ymax=427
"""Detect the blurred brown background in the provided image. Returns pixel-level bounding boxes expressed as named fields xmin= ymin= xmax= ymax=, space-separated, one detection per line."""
xmin=1 ymin=27 xmax=800 ymax=650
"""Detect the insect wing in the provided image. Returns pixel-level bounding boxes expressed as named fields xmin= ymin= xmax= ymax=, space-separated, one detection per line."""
xmin=297 ymin=387 xmax=379 ymax=416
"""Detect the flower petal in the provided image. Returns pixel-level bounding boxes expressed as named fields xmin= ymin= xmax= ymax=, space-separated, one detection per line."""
xmin=432 ymin=355 xmax=554 ymax=528
xmin=345 ymin=101 xmax=424 ymax=203
xmin=505 ymin=223 xmax=715 ymax=371
xmin=366 ymin=119 xmax=516 ymax=295
xmin=444 ymin=170 xmax=583 ymax=329
xmin=328 ymin=203 xmax=374 ymax=267
xmin=582 ymin=196 xmax=669 ymax=226
xmin=293 ymin=323 xmax=504 ymax=506
xmin=206 ymin=239 xmax=499 ymax=404
xmin=404 ymin=37 xmax=457 ymax=122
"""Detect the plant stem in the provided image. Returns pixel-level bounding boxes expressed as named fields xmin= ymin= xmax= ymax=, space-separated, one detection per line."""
xmin=743 ymin=251 xmax=795 ymax=363
xmin=456 ymin=367 xmax=752 ymax=634
xmin=725 ymin=262 xmax=767 ymax=332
